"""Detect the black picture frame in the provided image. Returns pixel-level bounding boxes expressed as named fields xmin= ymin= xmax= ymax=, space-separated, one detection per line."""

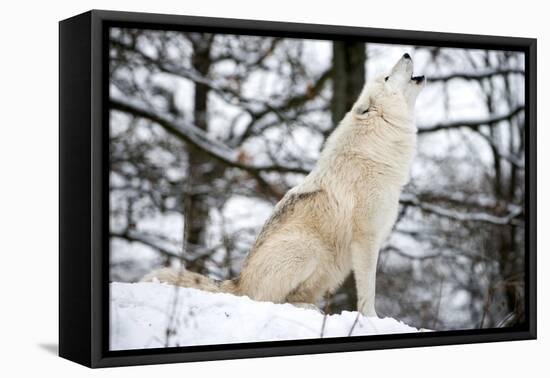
xmin=59 ymin=9 xmax=537 ymax=368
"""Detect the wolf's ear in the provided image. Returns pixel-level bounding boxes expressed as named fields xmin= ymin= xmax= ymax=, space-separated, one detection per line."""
xmin=352 ymin=81 xmax=373 ymax=116
xmin=354 ymin=105 xmax=370 ymax=115
xmin=352 ymin=99 xmax=371 ymax=116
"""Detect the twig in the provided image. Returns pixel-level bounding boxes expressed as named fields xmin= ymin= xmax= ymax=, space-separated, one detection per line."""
xmin=347 ymin=312 xmax=361 ymax=337
xmin=164 ymin=178 xmax=193 ymax=347
xmin=432 ymin=279 xmax=444 ymax=330
xmin=320 ymin=293 xmax=332 ymax=338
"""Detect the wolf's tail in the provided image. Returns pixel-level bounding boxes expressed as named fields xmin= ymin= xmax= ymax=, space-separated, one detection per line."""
xmin=140 ymin=267 xmax=238 ymax=295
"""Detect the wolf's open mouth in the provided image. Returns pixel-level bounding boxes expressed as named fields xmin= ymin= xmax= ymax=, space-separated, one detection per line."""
xmin=411 ymin=75 xmax=425 ymax=84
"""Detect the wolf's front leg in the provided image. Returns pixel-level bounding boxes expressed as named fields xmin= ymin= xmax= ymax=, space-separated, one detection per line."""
xmin=351 ymin=239 xmax=381 ymax=317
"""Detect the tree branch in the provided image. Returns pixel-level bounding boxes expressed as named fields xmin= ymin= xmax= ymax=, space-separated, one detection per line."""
xmin=428 ymin=69 xmax=524 ymax=83
xmin=400 ymin=193 xmax=523 ymax=226
xmin=384 ymin=245 xmax=442 ymax=261
xmin=472 ymin=128 xmax=525 ymax=169
xmin=111 ymin=97 xmax=310 ymax=200
xmin=111 ymin=97 xmax=310 ymax=174
xmin=110 ymin=230 xmax=223 ymax=262
xmin=418 ymin=106 xmax=524 ymax=134
xmin=111 ymin=37 xmax=332 ymax=145
xmin=110 ymin=230 xmax=183 ymax=260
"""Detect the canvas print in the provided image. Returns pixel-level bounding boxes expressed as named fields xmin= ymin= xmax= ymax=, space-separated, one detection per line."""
xmin=108 ymin=27 xmax=526 ymax=351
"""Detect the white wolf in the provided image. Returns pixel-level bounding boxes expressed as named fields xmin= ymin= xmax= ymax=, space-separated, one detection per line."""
xmin=142 ymin=53 xmax=425 ymax=316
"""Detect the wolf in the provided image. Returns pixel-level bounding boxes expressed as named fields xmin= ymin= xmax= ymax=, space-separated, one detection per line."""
xmin=142 ymin=53 xmax=425 ymax=316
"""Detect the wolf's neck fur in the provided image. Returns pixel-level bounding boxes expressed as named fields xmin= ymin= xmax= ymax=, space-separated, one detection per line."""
xmin=305 ymin=111 xmax=417 ymax=193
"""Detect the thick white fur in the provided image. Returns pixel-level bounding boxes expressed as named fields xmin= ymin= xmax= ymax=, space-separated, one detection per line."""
xmin=142 ymin=54 xmax=424 ymax=316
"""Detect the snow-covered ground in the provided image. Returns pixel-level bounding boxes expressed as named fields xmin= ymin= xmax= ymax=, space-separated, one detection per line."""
xmin=110 ymin=282 xmax=423 ymax=351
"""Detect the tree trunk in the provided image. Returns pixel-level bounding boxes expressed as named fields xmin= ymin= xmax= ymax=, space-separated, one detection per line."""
xmin=331 ymin=41 xmax=367 ymax=126
xmin=184 ymin=35 xmax=226 ymax=273
xmin=329 ymin=41 xmax=366 ymax=313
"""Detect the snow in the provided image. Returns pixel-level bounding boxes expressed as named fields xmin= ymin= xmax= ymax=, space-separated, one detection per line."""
xmin=110 ymin=282 xmax=423 ymax=351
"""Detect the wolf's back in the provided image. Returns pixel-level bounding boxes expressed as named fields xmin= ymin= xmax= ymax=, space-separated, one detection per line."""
xmin=140 ymin=267 xmax=238 ymax=294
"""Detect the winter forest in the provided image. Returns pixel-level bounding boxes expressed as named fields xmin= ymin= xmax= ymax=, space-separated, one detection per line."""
xmin=108 ymin=26 xmax=526 ymax=346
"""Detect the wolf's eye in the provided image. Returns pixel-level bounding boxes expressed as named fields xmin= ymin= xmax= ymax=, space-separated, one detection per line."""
xmin=384 ymin=76 xmax=389 ymax=82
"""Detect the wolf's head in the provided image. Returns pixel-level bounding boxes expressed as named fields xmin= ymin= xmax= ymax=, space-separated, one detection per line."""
xmin=352 ymin=53 xmax=425 ymax=124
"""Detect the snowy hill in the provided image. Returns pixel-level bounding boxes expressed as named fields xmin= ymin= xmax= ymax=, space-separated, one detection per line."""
xmin=110 ymin=282 xmax=424 ymax=350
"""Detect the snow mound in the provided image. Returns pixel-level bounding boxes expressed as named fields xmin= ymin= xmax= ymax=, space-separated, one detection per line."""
xmin=110 ymin=282 xmax=421 ymax=350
